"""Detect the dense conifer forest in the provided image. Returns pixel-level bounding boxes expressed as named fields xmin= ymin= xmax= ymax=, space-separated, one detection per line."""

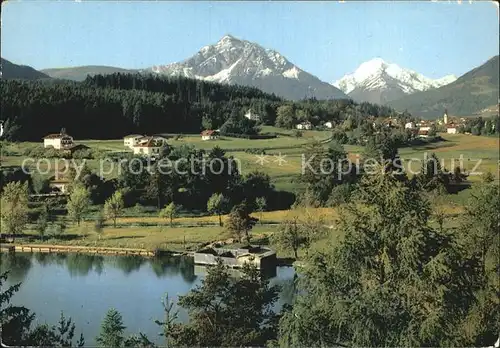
xmin=0 ymin=73 xmax=401 ymax=141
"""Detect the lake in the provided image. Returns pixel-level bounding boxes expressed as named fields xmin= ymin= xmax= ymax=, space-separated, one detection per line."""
xmin=1 ymin=252 xmax=297 ymax=346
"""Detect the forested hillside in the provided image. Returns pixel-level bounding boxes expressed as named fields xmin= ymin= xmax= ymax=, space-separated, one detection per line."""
xmin=1 ymin=58 xmax=50 ymax=80
xmin=1 ymin=73 xmax=399 ymax=141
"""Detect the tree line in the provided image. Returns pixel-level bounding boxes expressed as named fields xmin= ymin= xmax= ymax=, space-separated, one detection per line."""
xmin=458 ymin=115 xmax=500 ymax=136
xmin=1 ymin=73 xmax=405 ymax=141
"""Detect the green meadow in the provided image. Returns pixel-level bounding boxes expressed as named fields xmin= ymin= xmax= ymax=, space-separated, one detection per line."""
xmin=1 ymin=130 xmax=498 ymax=192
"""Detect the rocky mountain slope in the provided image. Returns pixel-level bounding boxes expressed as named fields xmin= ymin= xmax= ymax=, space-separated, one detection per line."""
xmin=388 ymin=55 xmax=499 ymax=118
xmin=145 ymin=35 xmax=348 ymax=100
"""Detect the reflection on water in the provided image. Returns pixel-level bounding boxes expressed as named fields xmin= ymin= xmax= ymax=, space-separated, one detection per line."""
xmin=1 ymin=252 xmax=198 ymax=282
xmin=1 ymin=252 xmax=295 ymax=345
xmin=1 ymin=252 xmax=33 ymax=282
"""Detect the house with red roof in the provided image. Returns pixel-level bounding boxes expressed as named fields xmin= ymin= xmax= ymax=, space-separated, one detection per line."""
xmin=43 ymin=128 xmax=74 ymax=150
xmin=131 ymin=136 xmax=166 ymax=156
xmin=201 ymin=130 xmax=219 ymax=140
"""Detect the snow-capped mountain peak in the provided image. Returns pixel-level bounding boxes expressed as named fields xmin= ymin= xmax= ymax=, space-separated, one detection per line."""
xmin=332 ymin=58 xmax=457 ymax=104
xmin=146 ymin=34 xmax=348 ymax=100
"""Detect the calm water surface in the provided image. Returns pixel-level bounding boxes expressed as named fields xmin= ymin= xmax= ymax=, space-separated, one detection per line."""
xmin=2 ymin=252 xmax=296 ymax=346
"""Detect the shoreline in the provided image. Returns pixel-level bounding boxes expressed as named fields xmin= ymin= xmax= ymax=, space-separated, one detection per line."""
xmin=1 ymin=243 xmax=297 ymax=266
xmin=1 ymin=243 xmax=160 ymax=257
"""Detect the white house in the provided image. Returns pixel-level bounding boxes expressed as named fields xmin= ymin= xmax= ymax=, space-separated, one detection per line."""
xmin=419 ymin=126 xmax=431 ymax=132
xmin=405 ymin=122 xmax=415 ymax=129
xmin=244 ymin=110 xmax=261 ymax=121
xmin=324 ymin=121 xmax=333 ymax=129
xmin=296 ymin=121 xmax=312 ymax=130
xmin=123 ymin=134 xmax=144 ymax=149
xmin=43 ymin=129 xmax=74 ymax=150
xmin=132 ymin=136 xmax=163 ymax=157
xmin=201 ymin=130 xmax=219 ymax=140
xmin=446 ymin=125 xmax=458 ymax=134
xmin=418 ymin=130 xmax=429 ymax=138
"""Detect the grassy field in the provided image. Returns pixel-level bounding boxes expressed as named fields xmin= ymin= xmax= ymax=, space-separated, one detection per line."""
xmin=3 ymin=130 xmax=497 ymax=192
xmin=0 ymin=127 xmax=332 ymax=191
xmin=1 ymin=129 xmax=497 ymax=255
xmin=399 ymin=133 xmax=499 ymax=182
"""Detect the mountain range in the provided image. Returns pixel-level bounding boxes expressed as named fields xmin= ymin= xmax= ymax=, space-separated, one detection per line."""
xmin=388 ymin=55 xmax=499 ymax=118
xmin=2 ymin=35 xmax=498 ymax=118
xmin=333 ymin=58 xmax=457 ymax=104
xmin=143 ymin=34 xmax=348 ymax=100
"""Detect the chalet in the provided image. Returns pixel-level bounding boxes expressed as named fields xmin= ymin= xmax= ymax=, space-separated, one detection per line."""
xmin=132 ymin=136 xmax=164 ymax=156
xmin=324 ymin=121 xmax=333 ymax=129
xmin=123 ymin=134 xmax=144 ymax=149
xmin=418 ymin=130 xmax=429 ymax=138
xmin=43 ymin=129 xmax=74 ymax=150
xmin=244 ymin=110 xmax=261 ymax=121
xmin=296 ymin=121 xmax=312 ymax=130
xmin=201 ymin=130 xmax=219 ymax=141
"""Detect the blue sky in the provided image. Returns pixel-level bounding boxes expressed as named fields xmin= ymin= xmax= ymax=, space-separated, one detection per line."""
xmin=2 ymin=1 xmax=498 ymax=82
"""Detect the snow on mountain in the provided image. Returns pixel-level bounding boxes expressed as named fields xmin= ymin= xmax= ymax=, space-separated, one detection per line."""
xmin=146 ymin=34 xmax=348 ymax=100
xmin=333 ymin=58 xmax=457 ymax=104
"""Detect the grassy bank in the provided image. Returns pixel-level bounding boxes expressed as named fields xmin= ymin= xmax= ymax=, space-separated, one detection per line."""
xmin=9 ymin=202 xmax=464 ymax=258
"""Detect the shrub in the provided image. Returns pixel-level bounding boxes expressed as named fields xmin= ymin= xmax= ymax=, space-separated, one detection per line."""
xmin=327 ymin=183 xmax=354 ymax=207
xmin=244 ymin=148 xmax=267 ymax=155
xmin=72 ymin=148 xmax=94 ymax=159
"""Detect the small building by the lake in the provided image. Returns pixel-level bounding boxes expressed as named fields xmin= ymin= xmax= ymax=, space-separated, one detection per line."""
xmin=194 ymin=245 xmax=276 ymax=269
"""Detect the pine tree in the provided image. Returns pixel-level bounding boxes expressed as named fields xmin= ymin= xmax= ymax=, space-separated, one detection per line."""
xmin=279 ymin=169 xmax=486 ymax=347
xmin=96 ymin=308 xmax=126 ymax=348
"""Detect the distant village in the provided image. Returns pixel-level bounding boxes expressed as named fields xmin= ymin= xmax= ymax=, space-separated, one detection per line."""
xmin=405 ymin=110 xmax=464 ymax=138
xmin=39 ymin=109 xmax=477 ymax=195
xmin=41 ymin=109 xmax=473 ymax=164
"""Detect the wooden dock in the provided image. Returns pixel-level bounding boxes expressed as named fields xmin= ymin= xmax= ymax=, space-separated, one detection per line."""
xmin=6 ymin=244 xmax=155 ymax=257
xmin=0 ymin=245 xmax=15 ymax=252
